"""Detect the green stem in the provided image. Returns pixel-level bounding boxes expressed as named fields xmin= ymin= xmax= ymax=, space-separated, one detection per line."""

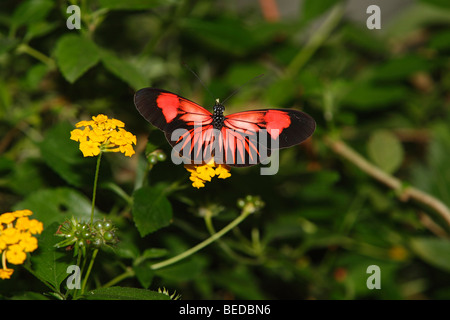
xmin=67 ymin=253 xmax=83 ymax=300
xmin=101 ymin=268 xmax=135 ymax=288
xmin=91 ymin=152 xmax=102 ymax=225
xmin=16 ymin=43 xmax=56 ymax=68
xmin=150 ymin=209 xmax=253 ymax=270
xmin=80 ymin=248 xmax=99 ymax=295
xmin=203 ymin=213 xmax=261 ymax=264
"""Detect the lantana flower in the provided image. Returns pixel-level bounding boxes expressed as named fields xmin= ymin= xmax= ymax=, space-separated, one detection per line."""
xmin=0 ymin=210 xmax=43 ymax=279
xmin=184 ymin=159 xmax=231 ymax=189
xmin=70 ymin=114 xmax=136 ymax=157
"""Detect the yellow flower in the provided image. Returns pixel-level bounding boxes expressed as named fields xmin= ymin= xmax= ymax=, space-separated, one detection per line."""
xmin=1 ymin=228 xmax=21 ymax=245
xmin=80 ymin=140 xmax=101 ymax=157
xmin=28 ymin=219 xmax=43 ymax=235
xmin=184 ymin=160 xmax=231 ymax=189
xmin=0 ymin=210 xmax=42 ymax=279
xmin=70 ymin=128 xmax=88 ymax=142
xmin=0 ymin=268 xmax=13 ymax=279
xmin=12 ymin=210 xmax=33 ymax=218
xmin=0 ymin=213 xmax=15 ymax=224
xmin=71 ymin=114 xmax=136 ymax=158
xmin=6 ymin=244 xmax=26 ymax=265
xmin=215 ymin=165 xmax=232 ymax=179
xmin=19 ymin=233 xmax=38 ymax=252
xmin=15 ymin=217 xmax=30 ymax=230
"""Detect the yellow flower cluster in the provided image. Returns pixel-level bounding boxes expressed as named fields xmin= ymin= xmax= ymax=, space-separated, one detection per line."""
xmin=184 ymin=159 xmax=231 ymax=189
xmin=70 ymin=114 xmax=136 ymax=157
xmin=0 ymin=210 xmax=43 ymax=279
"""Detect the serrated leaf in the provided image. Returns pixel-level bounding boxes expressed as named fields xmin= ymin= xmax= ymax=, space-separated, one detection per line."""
xmin=54 ymin=34 xmax=100 ymax=83
xmin=30 ymin=223 xmax=73 ymax=292
xmin=132 ymin=185 xmax=173 ymax=237
xmin=410 ymin=237 xmax=450 ymax=272
xmin=85 ymin=286 xmax=170 ymax=300
xmin=367 ymin=130 xmax=404 ymax=174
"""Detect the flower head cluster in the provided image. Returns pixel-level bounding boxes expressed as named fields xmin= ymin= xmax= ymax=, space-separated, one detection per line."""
xmin=70 ymin=114 xmax=136 ymax=157
xmin=0 ymin=210 xmax=43 ymax=279
xmin=184 ymin=159 xmax=231 ymax=189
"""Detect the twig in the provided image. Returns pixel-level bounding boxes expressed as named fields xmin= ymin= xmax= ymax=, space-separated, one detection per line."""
xmin=418 ymin=212 xmax=449 ymax=238
xmin=324 ymin=136 xmax=450 ymax=227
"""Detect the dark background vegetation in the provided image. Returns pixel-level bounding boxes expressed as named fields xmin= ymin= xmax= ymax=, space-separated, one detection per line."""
xmin=1 ymin=0 xmax=450 ymax=299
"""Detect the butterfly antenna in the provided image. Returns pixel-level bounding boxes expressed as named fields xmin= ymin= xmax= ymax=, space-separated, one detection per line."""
xmin=183 ymin=63 xmax=216 ymax=102
xmin=221 ymin=74 xmax=265 ymax=105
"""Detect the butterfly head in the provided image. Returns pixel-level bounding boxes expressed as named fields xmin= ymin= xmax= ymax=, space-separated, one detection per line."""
xmin=212 ymin=99 xmax=225 ymax=130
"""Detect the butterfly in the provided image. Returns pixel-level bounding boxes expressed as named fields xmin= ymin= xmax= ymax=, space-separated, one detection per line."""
xmin=134 ymin=88 xmax=316 ymax=167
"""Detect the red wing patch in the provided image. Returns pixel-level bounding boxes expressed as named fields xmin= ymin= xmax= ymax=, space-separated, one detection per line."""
xmin=224 ymin=109 xmax=314 ymax=149
xmin=135 ymin=88 xmax=212 ymax=132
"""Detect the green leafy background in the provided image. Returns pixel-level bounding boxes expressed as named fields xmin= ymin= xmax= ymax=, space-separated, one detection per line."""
xmin=1 ymin=0 xmax=450 ymax=299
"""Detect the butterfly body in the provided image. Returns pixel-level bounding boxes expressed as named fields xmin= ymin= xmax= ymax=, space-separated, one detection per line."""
xmin=134 ymin=88 xmax=315 ymax=167
xmin=212 ymin=100 xmax=225 ymax=130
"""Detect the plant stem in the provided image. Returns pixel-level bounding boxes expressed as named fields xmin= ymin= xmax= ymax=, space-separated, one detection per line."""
xmin=91 ymin=152 xmax=102 ymax=224
xmin=80 ymin=248 xmax=99 ymax=294
xmin=150 ymin=209 xmax=253 ymax=270
xmin=16 ymin=43 xmax=56 ymax=68
xmin=324 ymin=136 xmax=450 ymax=227
xmin=101 ymin=268 xmax=135 ymax=288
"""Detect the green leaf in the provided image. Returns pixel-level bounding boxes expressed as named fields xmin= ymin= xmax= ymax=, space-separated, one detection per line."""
xmin=155 ymin=257 xmax=207 ymax=282
xmin=132 ymin=185 xmax=173 ymax=237
xmin=38 ymin=122 xmax=95 ymax=187
xmin=367 ymin=130 xmax=404 ymax=174
xmin=429 ymin=29 xmax=450 ymax=50
xmin=181 ymin=18 xmax=264 ymax=56
xmin=372 ymin=55 xmax=433 ymax=81
xmin=13 ymin=187 xmax=101 ymax=227
xmin=54 ymin=34 xmax=100 ymax=83
xmin=133 ymin=264 xmax=155 ymax=289
xmin=100 ymin=49 xmax=148 ymax=90
xmin=29 ymin=223 xmax=73 ymax=292
xmin=84 ymin=286 xmax=170 ymax=300
xmin=410 ymin=237 xmax=450 ymax=272
xmin=141 ymin=248 xmax=169 ymax=259
xmin=343 ymin=84 xmax=408 ymax=110
xmin=11 ymin=0 xmax=54 ymax=30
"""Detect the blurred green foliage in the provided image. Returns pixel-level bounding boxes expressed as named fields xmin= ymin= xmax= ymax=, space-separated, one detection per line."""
xmin=1 ymin=0 xmax=450 ymax=299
